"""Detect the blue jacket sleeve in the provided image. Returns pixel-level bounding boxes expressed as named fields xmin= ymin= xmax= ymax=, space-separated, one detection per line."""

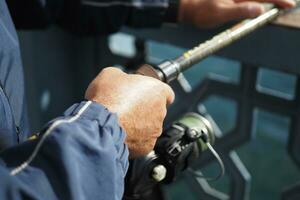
xmin=0 ymin=101 xmax=129 ymax=200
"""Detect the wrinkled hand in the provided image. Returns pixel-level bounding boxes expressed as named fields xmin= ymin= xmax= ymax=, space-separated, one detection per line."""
xmin=179 ymin=0 xmax=296 ymax=28
xmin=85 ymin=67 xmax=175 ymax=158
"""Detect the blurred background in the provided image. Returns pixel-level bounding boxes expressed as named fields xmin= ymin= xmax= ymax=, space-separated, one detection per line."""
xmin=18 ymin=22 xmax=300 ymax=199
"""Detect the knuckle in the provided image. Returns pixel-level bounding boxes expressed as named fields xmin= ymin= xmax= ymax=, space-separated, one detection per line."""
xmin=158 ymin=107 xmax=167 ymax=121
xmin=102 ymin=67 xmax=123 ymax=74
xmin=153 ymin=125 xmax=163 ymax=137
xmin=146 ymin=140 xmax=157 ymax=153
xmin=139 ymin=143 xmax=155 ymax=156
xmin=102 ymin=67 xmax=113 ymax=73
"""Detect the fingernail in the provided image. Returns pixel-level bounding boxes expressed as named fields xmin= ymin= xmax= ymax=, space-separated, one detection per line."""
xmin=248 ymin=5 xmax=265 ymax=18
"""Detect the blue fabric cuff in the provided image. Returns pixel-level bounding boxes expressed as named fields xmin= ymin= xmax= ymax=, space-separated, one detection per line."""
xmin=63 ymin=101 xmax=129 ymax=171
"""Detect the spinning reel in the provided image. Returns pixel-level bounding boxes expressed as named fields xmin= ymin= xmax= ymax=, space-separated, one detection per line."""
xmin=124 ymin=113 xmax=224 ymax=200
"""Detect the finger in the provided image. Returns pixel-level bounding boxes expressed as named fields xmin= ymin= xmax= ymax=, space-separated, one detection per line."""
xmin=223 ymin=2 xmax=265 ymax=21
xmin=153 ymin=125 xmax=163 ymax=138
xmin=162 ymin=83 xmax=175 ymax=105
xmin=234 ymin=0 xmax=296 ymax=8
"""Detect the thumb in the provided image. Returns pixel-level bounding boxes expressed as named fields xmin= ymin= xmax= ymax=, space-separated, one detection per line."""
xmin=223 ymin=2 xmax=265 ymax=21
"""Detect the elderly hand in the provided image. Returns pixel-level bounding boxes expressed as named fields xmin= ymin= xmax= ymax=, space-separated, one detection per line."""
xmin=179 ymin=0 xmax=296 ymax=28
xmin=85 ymin=67 xmax=175 ymax=158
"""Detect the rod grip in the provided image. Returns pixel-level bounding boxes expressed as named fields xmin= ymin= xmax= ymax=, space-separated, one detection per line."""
xmin=136 ymin=64 xmax=165 ymax=82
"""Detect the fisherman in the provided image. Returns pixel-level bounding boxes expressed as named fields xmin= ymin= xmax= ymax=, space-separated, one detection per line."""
xmin=0 ymin=0 xmax=295 ymax=199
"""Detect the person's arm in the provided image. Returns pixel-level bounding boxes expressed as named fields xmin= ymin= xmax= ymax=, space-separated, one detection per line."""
xmin=59 ymin=0 xmax=296 ymax=34
xmin=6 ymin=0 xmax=174 ymax=35
xmin=63 ymin=0 xmax=173 ymax=35
xmin=6 ymin=0 xmax=296 ymax=35
xmin=0 ymin=101 xmax=129 ymax=200
xmin=178 ymin=0 xmax=296 ymax=29
xmin=0 ymin=67 xmax=174 ymax=199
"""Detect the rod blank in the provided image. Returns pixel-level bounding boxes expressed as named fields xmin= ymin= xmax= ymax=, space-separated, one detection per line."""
xmin=154 ymin=2 xmax=299 ymax=83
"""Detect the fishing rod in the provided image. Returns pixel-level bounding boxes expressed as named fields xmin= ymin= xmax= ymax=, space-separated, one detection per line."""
xmin=137 ymin=1 xmax=300 ymax=83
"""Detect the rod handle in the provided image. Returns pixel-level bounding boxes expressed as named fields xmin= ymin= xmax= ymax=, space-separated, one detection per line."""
xmin=136 ymin=64 xmax=165 ymax=82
